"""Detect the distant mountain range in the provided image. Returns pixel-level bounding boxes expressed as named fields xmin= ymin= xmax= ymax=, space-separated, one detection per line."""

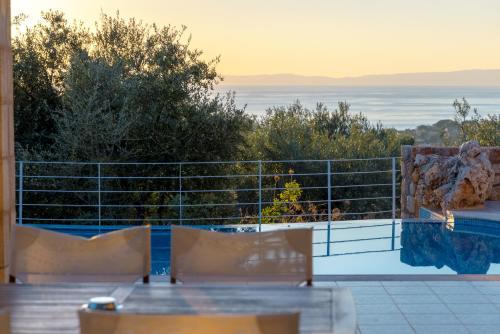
xmin=221 ymin=69 xmax=500 ymax=86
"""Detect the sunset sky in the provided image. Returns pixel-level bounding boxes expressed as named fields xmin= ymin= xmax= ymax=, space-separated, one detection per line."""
xmin=12 ymin=0 xmax=500 ymax=78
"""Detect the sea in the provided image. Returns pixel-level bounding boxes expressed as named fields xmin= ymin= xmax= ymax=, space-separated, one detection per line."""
xmin=215 ymin=85 xmax=500 ymax=129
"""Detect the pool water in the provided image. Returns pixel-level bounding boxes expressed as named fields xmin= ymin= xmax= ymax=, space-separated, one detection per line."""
xmin=32 ymin=218 xmax=500 ymax=275
xmin=314 ymin=219 xmax=500 ymax=275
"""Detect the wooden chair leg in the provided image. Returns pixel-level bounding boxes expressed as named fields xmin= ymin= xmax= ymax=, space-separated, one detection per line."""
xmin=9 ymin=275 xmax=16 ymax=284
xmin=170 ymin=277 xmax=176 ymax=284
xmin=142 ymin=275 xmax=150 ymax=284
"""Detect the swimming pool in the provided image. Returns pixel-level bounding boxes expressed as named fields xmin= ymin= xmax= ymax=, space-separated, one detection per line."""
xmin=31 ymin=218 xmax=500 ymax=275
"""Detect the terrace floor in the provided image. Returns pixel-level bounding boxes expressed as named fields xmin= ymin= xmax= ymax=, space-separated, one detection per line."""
xmin=315 ymin=280 xmax=500 ymax=334
xmin=147 ymin=275 xmax=500 ymax=333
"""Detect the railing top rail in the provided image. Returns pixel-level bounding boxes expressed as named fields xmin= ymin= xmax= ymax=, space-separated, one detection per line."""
xmin=15 ymin=156 xmax=401 ymax=166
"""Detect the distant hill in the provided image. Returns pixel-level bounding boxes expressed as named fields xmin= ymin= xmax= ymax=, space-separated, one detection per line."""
xmin=221 ymin=69 xmax=500 ymax=86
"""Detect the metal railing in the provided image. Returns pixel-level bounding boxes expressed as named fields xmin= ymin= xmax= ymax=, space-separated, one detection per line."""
xmin=15 ymin=158 xmax=401 ymax=256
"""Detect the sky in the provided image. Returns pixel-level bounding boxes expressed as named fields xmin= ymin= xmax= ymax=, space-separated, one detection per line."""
xmin=11 ymin=0 xmax=500 ymax=78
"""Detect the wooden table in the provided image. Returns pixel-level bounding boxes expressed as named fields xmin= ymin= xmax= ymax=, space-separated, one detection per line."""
xmin=0 ymin=283 xmax=356 ymax=334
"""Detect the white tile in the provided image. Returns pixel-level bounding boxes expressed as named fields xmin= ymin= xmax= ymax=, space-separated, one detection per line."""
xmin=430 ymin=286 xmax=480 ymax=295
xmin=359 ymin=324 xmax=415 ymax=334
xmin=466 ymin=325 xmax=500 ymax=334
xmin=458 ymin=313 xmax=500 ymax=325
xmin=312 ymin=281 xmax=337 ymax=287
xmin=357 ymin=303 xmax=400 ymax=314
xmin=439 ymin=294 xmax=490 ymax=304
xmin=413 ymin=325 xmax=468 ymax=334
xmin=357 ymin=313 xmax=409 ymax=325
xmin=487 ymin=295 xmax=500 ymax=304
xmin=392 ymin=294 xmax=441 ymax=304
xmin=447 ymin=303 xmax=499 ymax=314
xmin=405 ymin=313 xmax=460 ymax=325
xmin=385 ymin=286 xmax=434 ymax=295
xmin=381 ymin=281 xmax=427 ymax=287
xmin=398 ymin=303 xmax=450 ymax=314
xmin=354 ymin=294 xmax=394 ymax=305
xmin=477 ymin=286 xmax=500 ymax=295
xmin=349 ymin=286 xmax=389 ymax=295
xmin=425 ymin=281 xmax=472 ymax=287
xmin=337 ymin=281 xmax=382 ymax=287
xmin=470 ymin=281 xmax=500 ymax=288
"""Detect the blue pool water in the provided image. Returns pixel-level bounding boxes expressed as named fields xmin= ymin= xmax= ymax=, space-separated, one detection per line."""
xmin=31 ymin=218 xmax=500 ymax=275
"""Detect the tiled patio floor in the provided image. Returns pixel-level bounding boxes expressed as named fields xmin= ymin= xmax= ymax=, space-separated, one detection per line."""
xmin=316 ymin=281 xmax=500 ymax=334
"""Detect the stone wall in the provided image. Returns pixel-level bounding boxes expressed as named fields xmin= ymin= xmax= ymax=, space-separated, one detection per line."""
xmin=401 ymin=145 xmax=500 ymax=218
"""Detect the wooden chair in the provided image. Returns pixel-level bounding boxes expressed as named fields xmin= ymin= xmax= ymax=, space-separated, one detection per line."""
xmin=0 ymin=309 xmax=10 ymax=334
xmin=170 ymin=226 xmax=313 ymax=286
xmin=78 ymin=309 xmax=300 ymax=334
xmin=10 ymin=225 xmax=150 ymax=283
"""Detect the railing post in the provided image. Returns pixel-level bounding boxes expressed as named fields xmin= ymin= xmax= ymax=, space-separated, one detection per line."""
xmin=391 ymin=157 xmax=396 ymax=250
xmin=179 ymin=163 xmax=183 ymax=225
xmin=97 ymin=163 xmax=101 ymax=232
xmin=18 ymin=161 xmax=24 ymax=225
xmin=258 ymin=160 xmax=262 ymax=232
xmin=327 ymin=160 xmax=331 ymax=256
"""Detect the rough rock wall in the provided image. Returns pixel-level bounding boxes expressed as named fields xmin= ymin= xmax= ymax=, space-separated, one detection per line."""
xmin=401 ymin=142 xmax=500 ymax=218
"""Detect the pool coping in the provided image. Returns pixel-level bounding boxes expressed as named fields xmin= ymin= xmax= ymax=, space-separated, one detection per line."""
xmin=314 ymin=274 xmax=500 ymax=281
xmin=148 ymin=275 xmax=500 ymax=282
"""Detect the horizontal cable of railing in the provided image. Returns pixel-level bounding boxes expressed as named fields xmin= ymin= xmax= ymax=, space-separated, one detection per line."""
xmin=19 ymin=210 xmax=399 ymax=222
xmin=314 ymin=235 xmax=400 ymax=244
xmin=16 ymin=156 xmax=399 ymax=165
xmin=19 ymin=212 xmax=397 ymax=221
xmin=18 ymin=170 xmax=401 ymax=180
xmin=328 ymin=248 xmax=402 ymax=257
xmin=19 ymin=185 xmax=401 ymax=193
xmin=21 ymin=196 xmax=401 ymax=208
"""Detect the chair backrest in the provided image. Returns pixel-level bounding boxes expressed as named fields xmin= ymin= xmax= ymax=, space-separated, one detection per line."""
xmin=0 ymin=309 xmax=10 ymax=334
xmin=78 ymin=309 xmax=300 ymax=334
xmin=10 ymin=225 xmax=150 ymax=283
xmin=170 ymin=226 xmax=313 ymax=285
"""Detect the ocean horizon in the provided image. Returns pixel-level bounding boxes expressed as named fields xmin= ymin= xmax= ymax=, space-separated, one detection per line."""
xmin=216 ymin=85 xmax=500 ymax=129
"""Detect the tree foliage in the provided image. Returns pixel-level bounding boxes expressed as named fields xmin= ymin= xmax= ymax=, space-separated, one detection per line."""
xmin=246 ymin=101 xmax=414 ymax=161
xmin=442 ymin=98 xmax=499 ymax=146
xmin=13 ymin=11 xmax=252 ymax=162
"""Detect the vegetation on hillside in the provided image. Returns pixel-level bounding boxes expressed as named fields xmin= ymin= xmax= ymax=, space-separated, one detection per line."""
xmin=246 ymin=101 xmax=413 ymax=161
xmin=447 ymin=98 xmax=499 ymax=146
xmin=400 ymin=98 xmax=499 ymax=147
